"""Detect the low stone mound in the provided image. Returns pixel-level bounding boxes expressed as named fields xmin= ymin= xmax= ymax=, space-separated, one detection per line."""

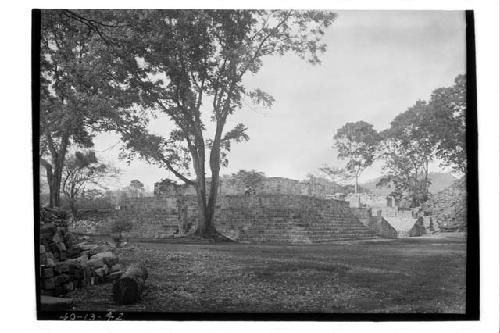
xmin=422 ymin=177 xmax=466 ymax=231
xmin=39 ymin=207 xmax=124 ymax=301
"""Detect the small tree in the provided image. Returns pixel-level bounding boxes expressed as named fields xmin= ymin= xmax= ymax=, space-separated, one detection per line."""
xmin=62 ymin=151 xmax=119 ymax=219
xmin=127 ymin=179 xmax=145 ymax=198
xmin=110 ymin=218 xmax=134 ymax=246
xmin=334 ymin=121 xmax=380 ymax=193
xmin=231 ymin=170 xmax=266 ymax=190
xmin=318 ymin=165 xmax=352 ymax=193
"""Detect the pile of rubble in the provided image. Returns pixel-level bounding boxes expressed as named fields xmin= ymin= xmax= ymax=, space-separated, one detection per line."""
xmin=422 ymin=177 xmax=467 ymax=232
xmin=69 ymin=219 xmax=100 ymax=234
xmin=39 ymin=207 xmax=124 ymax=297
xmin=68 ymin=209 xmax=115 ymax=235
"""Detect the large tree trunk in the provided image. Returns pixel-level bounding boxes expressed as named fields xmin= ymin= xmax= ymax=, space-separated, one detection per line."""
xmin=42 ymin=161 xmax=55 ymax=208
xmin=203 ymin=119 xmax=225 ymax=237
xmin=190 ymin=134 xmax=211 ymax=236
xmin=43 ymin=133 xmax=70 ymax=208
xmin=51 ymin=165 xmax=63 ymax=208
xmin=195 ymin=183 xmax=209 ymax=235
xmin=205 ymin=165 xmax=220 ymax=235
xmin=44 ymin=163 xmax=62 ymax=208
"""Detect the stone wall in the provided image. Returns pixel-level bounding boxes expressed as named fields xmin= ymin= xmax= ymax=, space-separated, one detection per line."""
xmin=351 ymin=208 xmax=398 ymax=239
xmin=77 ymin=195 xmax=376 ymax=243
xmin=153 ymin=176 xmax=340 ymax=199
xmin=345 ymin=192 xmax=397 ymax=208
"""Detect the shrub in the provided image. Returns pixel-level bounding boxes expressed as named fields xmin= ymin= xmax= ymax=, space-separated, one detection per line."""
xmin=110 ymin=218 xmax=134 ymax=246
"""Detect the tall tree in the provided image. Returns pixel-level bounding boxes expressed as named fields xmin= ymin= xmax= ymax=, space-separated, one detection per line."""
xmin=40 ymin=10 xmax=147 ymax=208
xmin=334 ymin=121 xmax=380 ymax=193
xmin=427 ymin=74 xmax=466 ymax=173
xmin=377 ymin=100 xmax=437 ymax=207
xmin=62 ymin=151 xmax=119 ymax=218
xmin=119 ymin=10 xmax=337 ymax=237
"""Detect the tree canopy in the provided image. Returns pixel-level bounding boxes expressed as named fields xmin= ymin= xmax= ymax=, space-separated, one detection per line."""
xmin=334 ymin=121 xmax=380 ymax=193
xmin=62 ymin=150 xmax=119 ymax=218
xmin=229 ymin=170 xmax=266 ymax=189
xmin=114 ymin=10 xmax=337 ymax=236
xmin=40 ymin=10 xmax=147 ymax=208
xmin=426 ymin=74 xmax=466 ymax=173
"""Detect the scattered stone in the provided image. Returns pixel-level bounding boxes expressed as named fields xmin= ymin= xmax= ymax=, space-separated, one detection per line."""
xmin=39 ymin=207 xmax=121 ymax=295
xmin=422 ymin=177 xmax=466 ymax=231
xmin=108 ymin=271 xmax=122 ymax=281
xmin=110 ymin=264 xmax=121 ymax=273
xmin=40 ymin=223 xmax=56 ymax=235
xmin=46 ymin=257 xmax=55 ymax=267
xmin=54 ymin=262 xmax=70 ymax=274
xmin=42 ymin=267 xmax=54 ymax=279
xmin=95 ymin=267 xmax=105 ymax=278
xmin=43 ymin=277 xmax=55 ymax=290
xmin=90 ymin=252 xmax=118 ymax=267
xmin=87 ymin=257 xmax=104 ymax=268
xmin=77 ymin=253 xmax=89 ymax=266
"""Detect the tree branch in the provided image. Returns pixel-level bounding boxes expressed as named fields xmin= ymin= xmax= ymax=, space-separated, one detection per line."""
xmin=160 ymin=157 xmax=194 ymax=185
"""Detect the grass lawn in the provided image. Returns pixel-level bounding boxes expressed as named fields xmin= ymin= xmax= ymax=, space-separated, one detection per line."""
xmin=67 ymin=233 xmax=466 ymax=313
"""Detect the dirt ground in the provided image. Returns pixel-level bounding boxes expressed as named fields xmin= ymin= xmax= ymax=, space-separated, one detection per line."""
xmin=67 ymin=233 xmax=466 ymax=313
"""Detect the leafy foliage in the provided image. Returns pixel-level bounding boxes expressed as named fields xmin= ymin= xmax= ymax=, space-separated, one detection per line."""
xmin=426 ymin=74 xmax=466 ymax=173
xmin=40 ymin=10 xmax=148 ymax=207
xmin=377 ymin=101 xmax=436 ymax=207
xmin=334 ymin=121 xmax=380 ymax=193
xmin=62 ymin=151 xmax=119 ymax=218
xmin=376 ymin=74 xmax=466 ymax=207
xmin=318 ymin=165 xmax=352 ymax=185
xmin=229 ymin=169 xmax=266 ymax=189
xmin=114 ymin=10 xmax=337 ymax=235
xmin=111 ymin=218 xmax=134 ymax=234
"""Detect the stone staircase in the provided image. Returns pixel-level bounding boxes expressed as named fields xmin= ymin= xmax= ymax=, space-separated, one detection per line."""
xmin=215 ymin=196 xmax=376 ymax=244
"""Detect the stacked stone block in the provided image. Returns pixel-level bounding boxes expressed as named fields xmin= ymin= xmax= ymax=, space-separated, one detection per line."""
xmin=112 ymin=195 xmax=376 ymax=243
xmin=39 ymin=208 xmax=123 ymax=297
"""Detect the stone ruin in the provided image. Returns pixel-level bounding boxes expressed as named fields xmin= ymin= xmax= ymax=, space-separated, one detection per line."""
xmin=39 ymin=207 xmax=124 ymax=304
xmin=421 ymin=176 xmax=467 ymax=232
xmin=74 ymin=176 xmax=379 ymax=243
xmin=154 ymin=176 xmax=342 ymax=198
xmin=115 ymin=194 xmax=376 ymax=243
xmin=68 ymin=176 xmax=467 ymax=243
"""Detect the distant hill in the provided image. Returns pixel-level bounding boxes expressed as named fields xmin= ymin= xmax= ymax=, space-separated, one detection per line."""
xmin=360 ymin=172 xmax=458 ymax=196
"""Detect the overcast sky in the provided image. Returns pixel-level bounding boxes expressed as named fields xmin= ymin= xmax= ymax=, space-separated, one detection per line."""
xmin=93 ymin=10 xmax=466 ymax=191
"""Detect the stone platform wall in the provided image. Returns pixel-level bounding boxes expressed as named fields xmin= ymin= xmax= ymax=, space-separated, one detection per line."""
xmin=101 ymin=195 xmax=376 ymax=243
xmin=351 ymin=208 xmax=398 ymax=239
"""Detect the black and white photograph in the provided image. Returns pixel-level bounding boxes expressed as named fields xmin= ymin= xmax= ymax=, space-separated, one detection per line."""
xmin=32 ymin=7 xmax=482 ymax=321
